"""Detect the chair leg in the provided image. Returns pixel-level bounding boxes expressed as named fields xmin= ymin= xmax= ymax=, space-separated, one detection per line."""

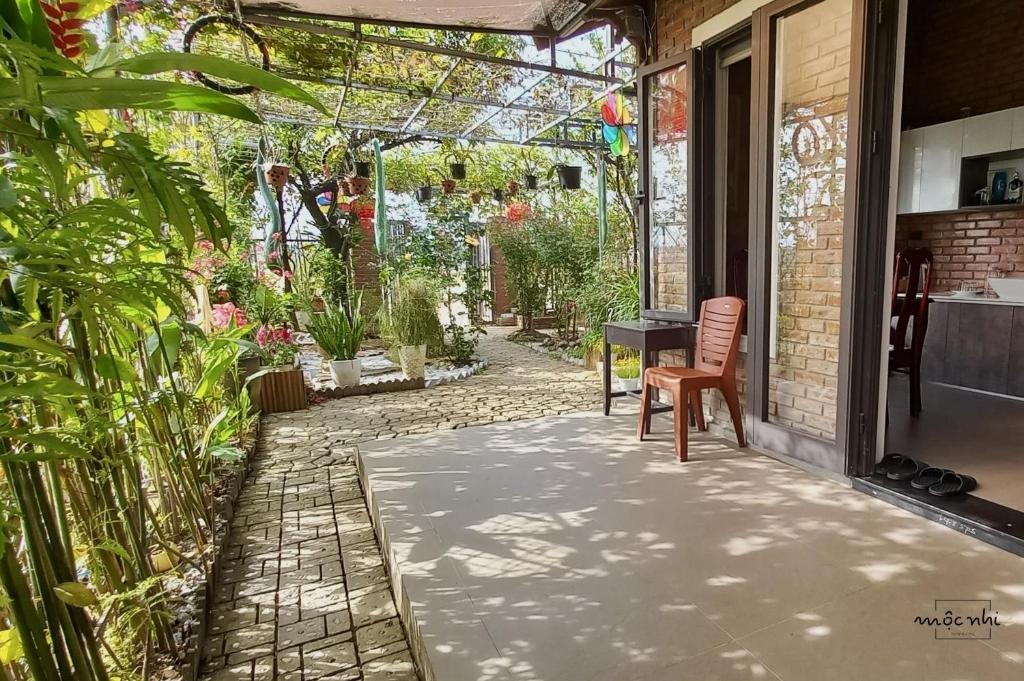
xmin=910 ymin=357 xmax=922 ymax=418
xmin=721 ymin=379 xmax=746 ymax=448
xmin=690 ymin=390 xmax=706 ymax=431
xmin=637 ymin=379 xmax=651 ymax=441
xmin=673 ymin=386 xmax=688 ymax=462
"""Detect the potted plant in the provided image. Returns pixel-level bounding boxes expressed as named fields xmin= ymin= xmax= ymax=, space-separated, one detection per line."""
xmin=507 ymin=180 xmax=520 ymax=196
xmin=525 ymin=173 xmax=539 ymax=190
xmin=614 ymin=355 xmax=641 ymax=392
xmin=555 ymin=163 xmax=582 ymax=190
xmin=348 ymin=174 xmax=370 ymax=195
xmin=383 ymin=277 xmax=442 ymax=380
xmin=262 ymin=161 xmax=290 ymax=188
xmin=445 ymin=141 xmax=472 ymax=179
xmin=470 ymin=190 xmax=482 ymax=205
xmin=353 ymin=160 xmax=371 ymax=178
xmin=255 ymin=325 xmax=306 ymax=413
xmin=306 ymin=295 xmax=367 ymax=389
xmin=441 ymin=178 xmax=457 ymax=194
xmin=492 ymin=187 xmax=504 ymax=203
xmin=416 ymin=183 xmax=433 ymax=202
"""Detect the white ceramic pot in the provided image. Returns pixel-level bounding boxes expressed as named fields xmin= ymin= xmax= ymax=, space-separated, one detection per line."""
xmin=397 ymin=344 xmax=427 ymax=379
xmin=618 ymin=377 xmax=640 ymax=392
xmin=329 ymin=358 xmax=362 ymax=388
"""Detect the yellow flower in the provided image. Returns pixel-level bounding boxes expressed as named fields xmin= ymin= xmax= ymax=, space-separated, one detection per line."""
xmin=403 ymin=252 xmax=412 ymax=261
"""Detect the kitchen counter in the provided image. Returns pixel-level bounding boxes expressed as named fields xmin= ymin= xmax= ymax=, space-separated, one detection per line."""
xmin=929 ymin=293 xmax=1024 ymax=306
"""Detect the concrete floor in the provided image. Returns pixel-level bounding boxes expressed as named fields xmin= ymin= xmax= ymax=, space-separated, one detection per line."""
xmin=887 ymin=375 xmax=1024 ymax=510
xmin=358 ymin=410 xmax=1024 ymax=681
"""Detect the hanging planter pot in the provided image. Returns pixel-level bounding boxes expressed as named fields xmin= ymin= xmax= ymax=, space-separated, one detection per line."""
xmin=525 ymin=173 xmax=539 ymax=190
xmin=416 ymin=185 xmax=433 ymax=202
xmin=470 ymin=190 xmax=482 ymax=205
xmin=441 ymin=179 xmax=457 ymax=194
xmin=262 ymin=162 xmax=290 ymax=188
xmin=492 ymin=188 xmax=504 ymax=203
xmin=449 ymin=162 xmax=467 ymax=180
xmin=348 ymin=175 xmax=370 ymax=195
xmin=353 ymin=161 xmax=371 ymax=178
xmin=555 ymin=164 xmax=582 ymax=190
xmin=507 ymin=180 xmax=520 ymax=197
xmin=338 ymin=177 xmax=353 ymax=196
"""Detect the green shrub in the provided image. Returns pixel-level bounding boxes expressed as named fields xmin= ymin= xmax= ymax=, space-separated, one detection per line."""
xmin=614 ymin=356 xmax=641 ymax=379
xmin=382 ymin=277 xmax=443 ymax=348
xmin=307 ymin=293 xmax=367 ymax=361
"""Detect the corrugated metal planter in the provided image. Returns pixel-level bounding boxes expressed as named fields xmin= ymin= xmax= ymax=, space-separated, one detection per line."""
xmin=257 ymin=366 xmax=308 ymax=413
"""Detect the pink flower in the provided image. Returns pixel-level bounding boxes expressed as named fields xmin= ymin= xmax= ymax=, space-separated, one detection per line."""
xmin=212 ymin=302 xmax=248 ymax=329
xmin=281 ymin=270 xmax=294 ymax=280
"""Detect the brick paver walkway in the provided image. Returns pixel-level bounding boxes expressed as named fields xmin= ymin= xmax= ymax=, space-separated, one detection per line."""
xmin=200 ymin=328 xmax=600 ymax=680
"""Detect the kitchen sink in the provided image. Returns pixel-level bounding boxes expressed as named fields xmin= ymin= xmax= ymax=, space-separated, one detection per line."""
xmin=988 ymin=277 xmax=1024 ymax=301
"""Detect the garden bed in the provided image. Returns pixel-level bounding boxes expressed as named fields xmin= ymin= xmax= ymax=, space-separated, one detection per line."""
xmin=505 ymin=331 xmax=588 ymax=368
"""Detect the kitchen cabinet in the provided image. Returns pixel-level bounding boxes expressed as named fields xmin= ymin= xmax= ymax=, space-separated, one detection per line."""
xmin=963 ymin=109 xmax=1014 ymax=157
xmin=919 ymin=120 xmax=963 ymax=212
xmin=1010 ymin=106 xmax=1024 ymax=150
xmin=897 ymin=128 xmax=923 ymax=213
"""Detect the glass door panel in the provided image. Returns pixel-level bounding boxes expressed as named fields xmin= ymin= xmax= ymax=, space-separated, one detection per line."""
xmin=640 ymin=55 xmax=695 ymax=320
xmin=765 ymin=0 xmax=854 ymax=441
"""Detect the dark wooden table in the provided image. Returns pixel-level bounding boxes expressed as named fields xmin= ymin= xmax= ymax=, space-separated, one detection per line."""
xmin=602 ymin=320 xmax=696 ymax=419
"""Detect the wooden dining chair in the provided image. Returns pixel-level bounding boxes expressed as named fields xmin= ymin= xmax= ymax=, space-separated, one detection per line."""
xmin=889 ymin=247 xmax=933 ymax=417
xmin=638 ymin=296 xmax=746 ymax=461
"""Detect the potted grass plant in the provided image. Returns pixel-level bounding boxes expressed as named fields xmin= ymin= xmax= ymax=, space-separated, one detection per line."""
xmin=614 ymin=355 xmax=641 ymax=392
xmin=384 ymin=277 xmax=442 ymax=380
xmin=307 ymin=294 xmax=367 ymax=388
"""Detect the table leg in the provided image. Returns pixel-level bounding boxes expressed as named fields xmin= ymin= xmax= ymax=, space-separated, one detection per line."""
xmin=603 ymin=337 xmax=612 ymax=415
xmin=642 ymin=350 xmax=653 ymax=435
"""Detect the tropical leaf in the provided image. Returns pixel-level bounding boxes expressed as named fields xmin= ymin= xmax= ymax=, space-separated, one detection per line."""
xmin=54 ymin=582 xmax=99 ymax=607
xmin=0 ymin=628 xmax=23 ymax=664
xmin=94 ymin=52 xmax=327 ymax=114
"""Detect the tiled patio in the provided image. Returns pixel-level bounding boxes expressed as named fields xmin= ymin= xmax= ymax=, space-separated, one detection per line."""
xmin=359 ymin=411 xmax=1024 ymax=681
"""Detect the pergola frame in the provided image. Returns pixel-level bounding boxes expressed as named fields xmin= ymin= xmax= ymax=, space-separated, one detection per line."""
xmin=236 ymin=10 xmax=636 ymax=149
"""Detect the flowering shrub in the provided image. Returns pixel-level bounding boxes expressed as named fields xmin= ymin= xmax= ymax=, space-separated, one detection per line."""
xmin=188 ymin=240 xmax=229 ymax=282
xmin=256 ymin=325 xmax=298 ymax=367
xmin=211 ymin=302 xmax=249 ymax=329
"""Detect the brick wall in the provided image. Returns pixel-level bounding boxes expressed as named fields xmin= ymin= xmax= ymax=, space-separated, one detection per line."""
xmin=654 ymin=0 xmax=744 ymax=59
xmin=902 ymin=0 xmax=1024 ymax=130
xmin=895 ymin=207 xmax=1024 ymax=292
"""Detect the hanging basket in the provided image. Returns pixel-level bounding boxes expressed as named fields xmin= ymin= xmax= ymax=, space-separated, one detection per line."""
xmin=449 ymin=162 xmax=467 ymax=180
xmin=441 ymin=179 xmax=457 ymax=194
xmin=416 ymin=185 xmax=433 ymax=202
xmin=470 ymin=190 xmax=482 ymax=205
xmin=555 ymin=164 xmax=582 ymax=190
xmin=492 ymin=188 xmax=504 ymax=203
xmin=349 ymin=176 xmax=370 ymax=195
xmin=262 ymin=163 xmax=290 ymax=188
xmin=353 ymin=161 xmax=371 ymax=178
xmin=337 ymin=178 xmax=353 ymax=196
xmin=507 ymin=180 xmax=520 ymax=197
xmin=525 ymin=174 xmax=539 ymax=190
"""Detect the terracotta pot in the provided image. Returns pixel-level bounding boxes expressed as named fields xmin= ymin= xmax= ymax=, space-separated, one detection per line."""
xmin=507 ymin=180 xmax=520 ymax=197
xmin=441 ymin=179 xmax=457 ymax=194
xmin=353 ymin=161 xmax=371 ymax=178
xmin=349 ymin=176 xmax=370 ymax=195
xmin=338 ymin=178 xmax=353 ymax=196
xmin=470 ymin=191 xmax=482 ymax=205
xmin=263 ymin=163 xmax=290 ymax=188
xmin=449 ymin=162 xmax=467 ymax=180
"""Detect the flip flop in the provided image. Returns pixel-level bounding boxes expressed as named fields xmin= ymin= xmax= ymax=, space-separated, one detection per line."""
xmin=910 ymin=467 xmax=953 ymax=490
xmin=874 ymin=453 xmax=906 ymax=476
xmin=929 ymin=472 xmax=978 ymax=497
xmin=886 ymin=457 xmax=929 ymax=481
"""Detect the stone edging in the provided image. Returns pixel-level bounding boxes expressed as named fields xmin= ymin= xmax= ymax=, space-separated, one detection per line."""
xmin=309 ymin=358 xmax=489 ymax=399
xmin=508 ymin=338 xmax=586 ymax=367
xmin=179 ymin=419 xmax=262 ymax=681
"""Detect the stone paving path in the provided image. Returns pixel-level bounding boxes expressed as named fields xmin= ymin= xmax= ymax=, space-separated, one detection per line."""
xmin=200 ymin=328 xmax=601 ymax=680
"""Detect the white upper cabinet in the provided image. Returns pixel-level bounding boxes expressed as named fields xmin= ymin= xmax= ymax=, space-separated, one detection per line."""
xmin=1011 ymin=107 xmax=1024 ymax=150
xmin=963 ymin=110 xmax=1014 ymax=157
xmin=919 ymin=120 xmax=963 ymax=212
xmin=897 ymin=128 xmax=923 ymax=214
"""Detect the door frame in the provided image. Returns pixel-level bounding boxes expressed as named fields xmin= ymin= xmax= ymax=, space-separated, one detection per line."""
xmin=745 ymin=0 xmax=870 ymax=470
xmin=637 ymin=49 xmax=706 ymax=323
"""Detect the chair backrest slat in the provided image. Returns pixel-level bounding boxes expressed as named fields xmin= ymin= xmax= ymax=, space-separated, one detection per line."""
xmin=695 ymin=296 xmax=746 ymax=376
xmin=890 ymin=248 xmax=933 ymax=353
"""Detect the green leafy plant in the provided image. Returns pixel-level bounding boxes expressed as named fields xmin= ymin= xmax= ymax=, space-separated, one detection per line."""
xmin=382 ymin=277 xmax=443 ymax=348
xmin=613 ymin=356 xmax=641 ymax=379
xmin=307 ymin=294 xmax=367 ymax=361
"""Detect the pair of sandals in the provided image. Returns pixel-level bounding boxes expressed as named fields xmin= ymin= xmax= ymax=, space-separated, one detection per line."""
xmin=874 ymin=454 xmax=977 ymax=497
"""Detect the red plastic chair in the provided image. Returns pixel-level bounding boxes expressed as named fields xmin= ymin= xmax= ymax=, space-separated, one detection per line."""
xmin=638 ymin=297 xmax=746 ymax=461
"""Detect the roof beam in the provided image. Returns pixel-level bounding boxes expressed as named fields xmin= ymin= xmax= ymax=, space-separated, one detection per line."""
xmin=399 ymin=57 xmax=462 ymax=134
xmin=242 ymin=13 xmax=625 ymax=85
xmin=522 ymin=81 xmax=625 ymax=144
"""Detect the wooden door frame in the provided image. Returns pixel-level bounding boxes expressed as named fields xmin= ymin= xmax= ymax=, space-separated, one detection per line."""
xmin=746 ymin=0 xmax=870 ymax=470
xmin=637 ymin=49 xmax=704 ymax=323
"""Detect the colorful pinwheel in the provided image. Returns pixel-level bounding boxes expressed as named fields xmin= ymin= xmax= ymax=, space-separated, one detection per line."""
xmin=601 ymin=93 xmax=636 ymax=157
